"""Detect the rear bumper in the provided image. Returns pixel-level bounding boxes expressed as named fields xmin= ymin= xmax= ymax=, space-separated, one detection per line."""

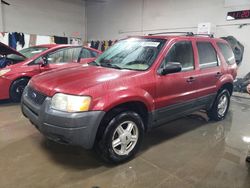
xmin=0 ymin=77 xmax=11 ymax=100
xmin=21 ymin=87 xmax=105 ymax=149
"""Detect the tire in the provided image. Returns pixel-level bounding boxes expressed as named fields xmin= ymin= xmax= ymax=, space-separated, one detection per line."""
xmin=95 ymin=111 xmax=144 ymax=164
xmin=208 ymin=89 xmax=230 ymax=121
xmin=10 ymin=78 xmax=29 ymax=102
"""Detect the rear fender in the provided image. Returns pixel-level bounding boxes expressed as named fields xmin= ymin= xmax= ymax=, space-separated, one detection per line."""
xmin=216 ymin=74 xmax=234 ymax=92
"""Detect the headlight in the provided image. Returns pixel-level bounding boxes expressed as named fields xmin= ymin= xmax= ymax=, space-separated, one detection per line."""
xmin=0 ymin=69 xmax=11 ymax=76
xmin=51 ymin=93 xmax=91 ymax=112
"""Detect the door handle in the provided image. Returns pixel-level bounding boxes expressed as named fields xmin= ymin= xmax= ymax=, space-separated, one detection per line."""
xmin=187 ymin=77 xmax=195 ymax=83
xmin=215 ymin=72 xmax=222 ymax=78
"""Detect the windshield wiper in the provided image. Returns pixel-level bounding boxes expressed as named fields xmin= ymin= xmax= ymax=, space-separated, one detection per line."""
xmin=88 ymin=61 xmax=100 ymax=66
xmin=101 ymin=62 xmax=122 ymax=70
xmin=99 ymin=59 xmax=122 ymax=69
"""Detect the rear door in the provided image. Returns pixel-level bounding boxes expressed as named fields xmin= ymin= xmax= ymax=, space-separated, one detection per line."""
xmin=194 ymin=40 xmax=222 ymax=105
xmin=154 ymin=39 xmax=200 ymax=125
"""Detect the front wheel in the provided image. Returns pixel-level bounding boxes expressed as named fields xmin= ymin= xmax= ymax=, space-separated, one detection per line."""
xmin=10 ymin=78 xmax=29 ymax=102
xmin=208 ymin=89 xmax=230 ymax=121
xmin=95 ymin=111 xmax=144 ymax=164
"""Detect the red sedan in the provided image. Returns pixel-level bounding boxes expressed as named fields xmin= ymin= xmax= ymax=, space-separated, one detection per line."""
xmin=0 ymin=42 xmax=101 ymax=102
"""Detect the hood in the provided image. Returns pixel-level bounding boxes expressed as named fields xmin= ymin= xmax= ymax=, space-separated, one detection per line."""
xmin=30 ymin=65 xmax=140 ymax=97
xmin=0 ymin=42 xmax=26 ymax=58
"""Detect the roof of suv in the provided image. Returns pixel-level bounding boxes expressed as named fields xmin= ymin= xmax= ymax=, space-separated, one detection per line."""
xmin=130 ymin=34 xmax=226 ymax=43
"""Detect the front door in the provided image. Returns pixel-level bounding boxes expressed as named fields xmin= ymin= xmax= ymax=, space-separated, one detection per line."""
xmin=40 ymin=47 xmax=82 ymax=72
xmin=154 ymin=40 xmax=199 ymax=126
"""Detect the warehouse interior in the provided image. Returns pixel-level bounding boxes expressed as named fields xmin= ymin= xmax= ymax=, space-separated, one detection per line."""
xmin=0 ymin=0 xmax=250 ymax=187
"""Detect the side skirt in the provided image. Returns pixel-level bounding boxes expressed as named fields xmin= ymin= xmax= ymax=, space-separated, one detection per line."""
xmin=148 ymin=93 xmax=216 ymax=129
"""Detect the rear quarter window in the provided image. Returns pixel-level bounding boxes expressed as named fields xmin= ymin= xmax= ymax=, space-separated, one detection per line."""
xmin=217 ymin=42 xmax=235 ymax=65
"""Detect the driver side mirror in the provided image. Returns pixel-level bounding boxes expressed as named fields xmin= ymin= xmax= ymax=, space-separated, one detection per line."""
xmin=38 ymin=56 xmax=48 ymax=67
xmin=160 ymin=62 xmax=182 ymax=75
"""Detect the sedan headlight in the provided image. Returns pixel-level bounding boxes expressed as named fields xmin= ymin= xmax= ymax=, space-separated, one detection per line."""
xmin=51 ymin=93 xmax=91 ymax=112
xmin=0 ymin=69 xmax=11 ymax=76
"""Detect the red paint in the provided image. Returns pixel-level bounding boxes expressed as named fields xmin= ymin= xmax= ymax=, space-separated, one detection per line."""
xmin=0 ymin=44 xmax=101 ymax=100
xmin=29 ymin=36 xmax=237 ymax=112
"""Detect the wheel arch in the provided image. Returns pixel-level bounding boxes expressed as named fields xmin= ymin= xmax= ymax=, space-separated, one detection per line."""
xmin=9 ymin=76 xmax=31 ymax=100
xmin=218 ymin=82 xmax=233 ymax=96
xmin=10 ymin=76 xmax=31 ymax=91
xmin=11 ymin=76 xmax=31 ymax=84
xmin=95 ymin=101 xmax=149 ymax=142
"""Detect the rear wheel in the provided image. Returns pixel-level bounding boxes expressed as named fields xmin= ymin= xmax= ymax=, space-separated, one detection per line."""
xmin=208 ymin=89 xmax=230 ymax=121
xmin=95 ymin=111 xmax=144 ymax=164
xmin=10 ymin=78 xmax=29 ymax=102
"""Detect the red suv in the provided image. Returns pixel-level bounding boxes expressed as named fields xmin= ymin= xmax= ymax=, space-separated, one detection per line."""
xmin=21 ymin=33 xmax=237 ymax=163
xmin=0 ymin=43 xmax=101 ymax=102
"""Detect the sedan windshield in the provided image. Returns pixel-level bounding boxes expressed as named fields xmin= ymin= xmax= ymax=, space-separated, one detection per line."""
xmin=91 ymin=38 xmax=166 ymax=71
xmin=7 ymin=47 xmax=48 ymax=61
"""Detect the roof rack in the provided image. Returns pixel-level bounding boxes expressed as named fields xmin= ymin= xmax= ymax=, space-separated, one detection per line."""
xmin=148 ymin=32 xmax=194 ymax=36
xmin=148 ymin=32 xmax=214 ymax=38
xmin=193 ymin=34 xmax=214 ymax=38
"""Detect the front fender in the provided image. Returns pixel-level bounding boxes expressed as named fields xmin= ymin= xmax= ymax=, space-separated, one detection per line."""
xmin=91 ymin=88 xmax=155 ymax=112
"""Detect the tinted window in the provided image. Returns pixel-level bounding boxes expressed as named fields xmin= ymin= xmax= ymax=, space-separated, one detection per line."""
xmin=217 ymin=42 xmax=235 ymax=65
xmin=162 ymin=41 xmax=194 ymax=71
xmin=197 ymin=42 xmax=218 ymax=68
xmin=47 ymin=47 xmax=81 ymax=64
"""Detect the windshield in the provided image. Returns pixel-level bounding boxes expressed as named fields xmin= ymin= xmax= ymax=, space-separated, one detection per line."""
xmin=18 ymin=47 xmax=48 ymax=58
xmin=91 ymin=38 xmax=166 ymax=71
xmin=6 ymin=46 xmax=49 ymax=61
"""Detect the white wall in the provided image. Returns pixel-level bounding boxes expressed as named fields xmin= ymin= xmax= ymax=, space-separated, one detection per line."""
xmin=87 ymin=0 xmax=144 ymax=40
xmin=87 ymin=0 xmax=250 ymax=77
xmin=0 ymin=2 xmax=3 ymax=32
xmin=1 ymin=0 xmax=86 ymax=39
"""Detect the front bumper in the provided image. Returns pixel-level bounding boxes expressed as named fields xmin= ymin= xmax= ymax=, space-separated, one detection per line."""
xmin=21 ymin=87 xmax=105 ymax=149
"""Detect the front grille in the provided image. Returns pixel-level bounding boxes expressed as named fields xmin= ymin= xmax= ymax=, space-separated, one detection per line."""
xmin=27 ymin=87 xmax=47 ymax=105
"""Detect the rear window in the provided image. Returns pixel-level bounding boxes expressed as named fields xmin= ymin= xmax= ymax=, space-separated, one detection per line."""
xmin=197 ymin=42 xmax=218 ymax=69
xmin=217 ymin=42 xmax=235 ymax=65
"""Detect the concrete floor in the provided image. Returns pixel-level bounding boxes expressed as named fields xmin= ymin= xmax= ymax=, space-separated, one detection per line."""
xmin=0 ymin=97 xmax=250 ymax=188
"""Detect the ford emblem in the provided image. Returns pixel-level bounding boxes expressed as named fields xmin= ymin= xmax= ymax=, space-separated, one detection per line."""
xmin=31 ymin=92 xmax=37 ymax=99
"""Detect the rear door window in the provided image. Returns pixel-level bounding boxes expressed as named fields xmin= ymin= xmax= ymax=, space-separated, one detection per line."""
xmin=197 ymin=42 xmax=218 ymax=69
xmin=217 ymin=42 xmax=235 ymax=65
